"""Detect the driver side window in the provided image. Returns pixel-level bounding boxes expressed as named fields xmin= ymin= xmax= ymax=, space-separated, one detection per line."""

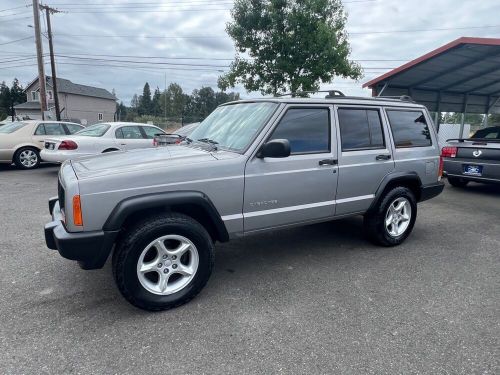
xmin=268 ymin=108 xmax=330 ymax=155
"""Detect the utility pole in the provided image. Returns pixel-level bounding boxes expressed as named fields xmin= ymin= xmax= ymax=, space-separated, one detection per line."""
xmin=40 ymin=4 xmax=61 ymax=121
xmin=32 ymin=0 xmax=47 ymax=119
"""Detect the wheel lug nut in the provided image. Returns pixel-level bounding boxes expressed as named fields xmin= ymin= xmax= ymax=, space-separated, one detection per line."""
xmin=157 ymin=263 xmax=162 ymax=268
xmin=172 ymin=255 xmax=177 ymax=260
xmin=163 ymin=255 xmax=167 ymax=259
xmin=163 ymin=268 xmax=169 ymax=273
xmin=172 ymin=264 xmax=177 ymax=269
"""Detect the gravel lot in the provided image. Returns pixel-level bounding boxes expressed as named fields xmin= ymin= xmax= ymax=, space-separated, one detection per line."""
xmin=0 ymin=164 xmax=499 ymax=374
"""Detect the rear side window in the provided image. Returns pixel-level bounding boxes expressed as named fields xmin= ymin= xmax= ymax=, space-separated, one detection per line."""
xmin=387 ymin=110 xmax=432 ymax=148
xmin=35 ymin=123 xmax=65 ymax=136
xmin=269 ymin=108 xmax=330 ymax=154
xmin=65 ymin=123 xmax=83 ymax=134
xmin=338 ymin=108 xmax=385 ymax=151
xmin=116 ymin=126 xmax=143 ymax=139
xmin=471 ymin=127 xmax=500 ymax=139
xmin=142 ymin=126 xmax=163 ymax=139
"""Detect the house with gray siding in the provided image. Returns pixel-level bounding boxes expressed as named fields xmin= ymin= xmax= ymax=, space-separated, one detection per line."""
xmin=14 ymin=76 xmax=117 ymax=125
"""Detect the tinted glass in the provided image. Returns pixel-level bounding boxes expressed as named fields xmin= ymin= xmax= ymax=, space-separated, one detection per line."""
xmin=189 ymin=102 xmax=278 ymax=152
xmin=142 ymin=126 xmax=164 ymax=139
xmin=471 ymin=127 xmax=500 ymax=139
xmin=76 ymin=123 xmax=110 ymax=137
xmin=0 ymin=122 xmax=28 ymax=134
xmin=34 ymin=124 xmax=46 ymax=135
xmin=43 ymin=123 xmax=65 ymax=136
xmin=269 ymin=108 xmax=330 ymax=154
xmin=117 ymin=126 xmax=143 ymax=139
xmin=338 ymin=108 xmax=385 ymax=151
xmin=387 ymin=110 xmax=432 ymax=147
xmin=65 ymin=123 xmax=83 ymax=134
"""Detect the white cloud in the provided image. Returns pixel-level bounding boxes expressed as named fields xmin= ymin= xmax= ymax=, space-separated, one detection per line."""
xmin=1 ymin=0 xmax=499 ymax=104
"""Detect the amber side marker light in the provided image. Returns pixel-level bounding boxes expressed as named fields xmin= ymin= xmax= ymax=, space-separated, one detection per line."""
xmin=72 ymin=195 xmax=83 ymax=226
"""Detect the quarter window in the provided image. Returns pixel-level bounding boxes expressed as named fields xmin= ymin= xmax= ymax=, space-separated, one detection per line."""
xmin=65 ymin=123 xmax=83 ymax=134
xmin=142 ymin=126 xmax=163 ymax=139
xmin=269 ymin=108 xmax=330 ymax=154
xmin=386 ymin=110 xmax=432 ymax=148
xmin=338 ymin=108 xmax=385 ymax=151
xmin=116 ymin=126 xmax=143 ymax=139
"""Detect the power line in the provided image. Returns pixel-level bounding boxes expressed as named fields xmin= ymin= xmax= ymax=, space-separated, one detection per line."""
xmin=54 ymin=54 xmax=230 ymax=67
xmin=0 ymin=36 xmax=33 ymax=46
xmin=0 ymin=4 xmax=31 ymax=13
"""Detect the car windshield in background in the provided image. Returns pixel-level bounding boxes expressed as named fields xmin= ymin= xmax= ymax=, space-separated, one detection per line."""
xmin=471 ymin=127 xmax=500 ymax=139
xmin=0 ymin=122 xmax=28 ymax=134
xmin=188 ymin=102 xmax=279 ymax=152
xmin=75 ymin=123 xmax=110 ymax=137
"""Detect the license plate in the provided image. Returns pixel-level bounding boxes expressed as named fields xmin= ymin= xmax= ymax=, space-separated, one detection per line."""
xmin=45 ymin=142 xmax=55 ymax=150
xmin=463 ymin=164 xmax=482 ymax=176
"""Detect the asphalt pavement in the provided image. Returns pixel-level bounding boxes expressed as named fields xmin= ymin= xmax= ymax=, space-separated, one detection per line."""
xmin=0 ymin=164 xmax=498 ymax=374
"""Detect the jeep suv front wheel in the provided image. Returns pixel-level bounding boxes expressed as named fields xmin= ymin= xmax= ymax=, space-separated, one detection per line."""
xmin=364 ymin=187 xmax=417 ymax=246
xmin=112 ymin=213 xmax=214 ymax=311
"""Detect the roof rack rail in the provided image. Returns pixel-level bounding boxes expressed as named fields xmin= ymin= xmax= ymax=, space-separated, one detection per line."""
xmin=276 ymin=90 xmax=345 ymax=98
xmin=375 ymin=95 xmax=415 ymax=103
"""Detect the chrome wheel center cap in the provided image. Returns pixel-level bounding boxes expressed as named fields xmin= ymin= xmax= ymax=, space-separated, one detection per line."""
xmin=164 ymin=259 xmax=172 ymax=267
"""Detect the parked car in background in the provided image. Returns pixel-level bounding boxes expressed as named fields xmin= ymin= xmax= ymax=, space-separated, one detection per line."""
xmin=0 ymin=120 xmax=84 ymax=169
xmin=442 ymin=125 xmax=500 ymax=187
xmin=41 ymin=122 xmax=166 ymax=163
xmin=153 ymin=122 xmax=200 ymax=146
xmin=45 ymin=95 xmax=444 ymax=311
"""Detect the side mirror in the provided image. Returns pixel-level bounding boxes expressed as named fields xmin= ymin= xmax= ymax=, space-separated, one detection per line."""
xmin=257 ymin=139 xmax=291 ymax=158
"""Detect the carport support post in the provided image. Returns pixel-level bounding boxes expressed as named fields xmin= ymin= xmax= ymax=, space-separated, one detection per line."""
xmin=435 ymin=91 xmax=442 ymax=132
xmin=459 ymin=94 xmax=468 ymax=139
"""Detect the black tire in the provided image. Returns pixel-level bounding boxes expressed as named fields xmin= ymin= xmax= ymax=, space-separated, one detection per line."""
xmin=447 ymin=176 xmax=469 ymax=188
xmin=112 ymin=212 xmax=215 ymax=311
xmin=14 ymin=147 xmax=41 ymax=169
xmin=364 ymin=187 xmax=417 ymax=247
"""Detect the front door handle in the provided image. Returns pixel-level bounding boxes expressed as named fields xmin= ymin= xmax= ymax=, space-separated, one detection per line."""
xmin=376 ymin=154 xmax=391 ymax=161
xmin=319 ymin=159 xmax=337 ymax=166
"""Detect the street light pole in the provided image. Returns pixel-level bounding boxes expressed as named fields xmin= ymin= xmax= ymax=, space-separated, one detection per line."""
xmin=32 ymin=0 xmax=47 ymax=119
xmin=40 ymin=4 xmax=61 ymax=121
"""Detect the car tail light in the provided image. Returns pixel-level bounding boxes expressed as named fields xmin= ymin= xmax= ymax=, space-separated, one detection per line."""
xmin=72 ymin=195 xmax=83 ymax=226
xmin=58 ymin=140 xmax=78 ymax=150
xmin=441 ymin=146 xmax=457 ymax=158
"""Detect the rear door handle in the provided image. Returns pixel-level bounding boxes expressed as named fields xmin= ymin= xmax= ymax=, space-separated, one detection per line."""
xmin=376 ymin=154 xmax=391 ymax=161
xmin=319 ymin=159 xmax=337 ymax=166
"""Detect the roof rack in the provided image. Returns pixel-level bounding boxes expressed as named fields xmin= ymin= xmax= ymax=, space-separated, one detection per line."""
xmin=276 ymin=90 xmax=345 ymax=98
xmin=374 ymin=95 xmax=416 ymax=103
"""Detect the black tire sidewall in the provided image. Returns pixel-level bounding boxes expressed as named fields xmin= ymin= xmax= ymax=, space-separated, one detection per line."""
xmin=115 ymin=215 xmax=214 ymax=310
xmin=447 ymin=177 xmax=469 ymax=187
xmin=379 ymin=188 xmax=417 ymax=245
xmin=14 ymin=147 xmax=40 ymax=169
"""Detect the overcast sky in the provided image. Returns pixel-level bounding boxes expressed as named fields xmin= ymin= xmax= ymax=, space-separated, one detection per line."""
xmin=1 ymin=0 xmax=499 ymax=105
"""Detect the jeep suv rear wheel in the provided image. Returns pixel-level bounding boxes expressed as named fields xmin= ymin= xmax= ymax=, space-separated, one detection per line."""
xmin=112 ymin=213 xmax=214 ymax=311
xmin=364 ymin=187 xmax=417 ymax=246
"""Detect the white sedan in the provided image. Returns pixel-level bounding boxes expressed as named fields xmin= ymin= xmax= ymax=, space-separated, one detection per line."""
xmin=41 ymin=122 xmax=165 ymax=163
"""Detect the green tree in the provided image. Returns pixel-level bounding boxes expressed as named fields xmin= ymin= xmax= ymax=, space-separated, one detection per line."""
xmin=0 ymin=81 xmax=10 ymax=120
xmin=152 ymin=87 xmax=161 ymax=116
xmin=218 ymin=0 xmax=362 ymax=96
xmin=138 ymin=82 xmax=152 ymax=115
xmin=116 ymin=101 xmax=127 ymax=121
xmin=488 ymin=113 xmax=500 ymax=125
xmin=161 ymin=83 xmax=186 ymax=119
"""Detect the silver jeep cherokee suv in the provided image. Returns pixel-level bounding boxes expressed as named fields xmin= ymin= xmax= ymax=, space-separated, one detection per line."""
xmin=45 ymin=95 xmax=444 ymax=311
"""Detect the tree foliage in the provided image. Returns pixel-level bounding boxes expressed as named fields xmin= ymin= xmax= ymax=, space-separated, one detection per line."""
xmin=0 ymin=78 xmax=26 ymax=121
xmin=218 ymin=0 xmax=362 ymax=96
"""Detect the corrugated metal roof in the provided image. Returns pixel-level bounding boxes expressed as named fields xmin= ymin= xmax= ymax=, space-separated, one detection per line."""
xmin=363 ymin=37 xmax=500 ymax=114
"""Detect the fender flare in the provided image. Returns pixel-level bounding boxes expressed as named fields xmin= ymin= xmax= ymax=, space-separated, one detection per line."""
xmin=369 ymin=172 xmax=422 ymax=210
xmin=103 ymin=190 xmax=229 ymax=242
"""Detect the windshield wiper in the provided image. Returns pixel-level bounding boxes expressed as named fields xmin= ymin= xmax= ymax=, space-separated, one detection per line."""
xmin=197 ymin=138 xmax=219 ymax=151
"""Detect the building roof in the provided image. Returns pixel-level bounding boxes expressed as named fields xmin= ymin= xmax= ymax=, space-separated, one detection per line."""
xmin=13 ymin=101 xmax=42 ymax=110
xmin=26 ymin=76 xmax=117 ymax=101
xmin=363 ymin=37 xmax=500 ymax=114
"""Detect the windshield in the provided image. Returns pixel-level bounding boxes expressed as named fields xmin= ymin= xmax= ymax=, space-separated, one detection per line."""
xmin=0 ymin=121 xmax=28 ymax=134
xmin=75 ymin=123 xmax=110 ymax=137
xmin=188 ymin=102 xmax=279 ymax=152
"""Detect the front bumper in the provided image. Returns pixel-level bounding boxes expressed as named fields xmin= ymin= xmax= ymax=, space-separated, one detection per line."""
xmin=44 ymin=198 xmax=119 ymax=270
xmin=419 ymin=181 xmax=445 ymax=202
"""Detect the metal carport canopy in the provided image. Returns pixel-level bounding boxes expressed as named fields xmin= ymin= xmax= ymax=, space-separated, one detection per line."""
xmin=363 ymin=37 xmax=500 ymax=115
